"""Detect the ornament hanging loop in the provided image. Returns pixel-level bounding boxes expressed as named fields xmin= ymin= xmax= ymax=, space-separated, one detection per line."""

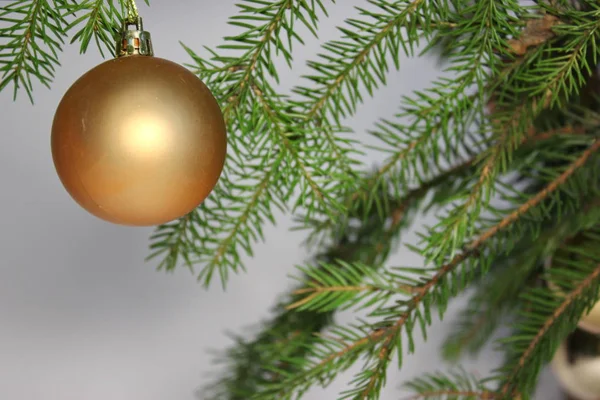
xmin=126 ymin=0 xmax=139 ymax=23
xmin=116 ymin=16 xmax=154 ymax=57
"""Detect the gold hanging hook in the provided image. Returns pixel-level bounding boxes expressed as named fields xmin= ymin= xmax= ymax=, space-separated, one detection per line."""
xmin=115 ymin=1 xmax=153 ymax=57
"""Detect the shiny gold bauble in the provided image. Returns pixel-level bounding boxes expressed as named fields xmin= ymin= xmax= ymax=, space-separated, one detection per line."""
xmin=51 ymin=55 xmax=227 ymax=226
xmin=552 ymin=329 xmax=600 ymax=400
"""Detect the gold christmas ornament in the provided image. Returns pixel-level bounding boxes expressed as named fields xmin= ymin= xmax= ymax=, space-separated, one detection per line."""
xmin=51 ymin=17 xmax=227 ymax=226
xmin=552 ymin=329 xmax=600 ymax=400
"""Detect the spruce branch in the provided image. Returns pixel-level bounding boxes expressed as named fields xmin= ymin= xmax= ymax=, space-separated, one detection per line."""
xmin=66 ymin=0 xmax=149 ymax=58
xmin=290 ymin=0 xmax=454 ymax=231
xmin=419 ymin=49 xmax=584 ymax=265
xmin=475 ymin=138 xmax=599 ymax=245
xmin=286 ymin=261 xmax=407 ymax=313
xmin=404 ymin=392 xmax=499 ymax=400
xmin=251 ymin=81 xmax=342 ymax=218
xmin=283 ymin=130 xmax=588 ymax=395
xmin=0 ymin=0 xmax=150 ymax=101
xmin=440 ymin=190 xmax=599 ymax=360
xmin=503 ymin=264 xmax=600 ymax=394
xmin=65 ymin=0 xmax=120 ymax=58
xmin=149 ymin=155 xmax=287 ymax=285
xmin=357 ymin=5 xmax=543 ymax=242
xmin=507 ymin=7 xmax=600 ymax=108
xmin=257 ymin=136 xmax=599 ymax=399
xmin=0 ymin=0 xmax=70 ymax=103
xmin=150 ymin=0 xmax=345 ymax=286
xmin=404 ymin=370 xmax=499 ymax=400
xmin=285 ymin=158 xmax=491 ymax=362
xmin=439 ymin=191 xmax=594 ymax=362
xmin=4 ymin=1 xmax=600 ymax=398
xmin=441 ymin=257 xmax=536 ymax=362
xmin=421 ymin=22 xmax=600 ymax=264
xmin=206 ymin=155 xmax=476 ymax=399
xmin=302 ymin=141 xmax=478 ymax=252
xmin=295 ymin=0 xmax=442 ymax=125
xmin=496 ymin=227 xmax=600 ymax=397
xmin=153 ymin=0 xmax=478 ymax=286
xmin=203 ymin=179 xmax=412 ymax=399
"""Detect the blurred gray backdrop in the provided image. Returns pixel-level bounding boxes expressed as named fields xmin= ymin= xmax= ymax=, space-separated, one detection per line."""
xmin=0 ymin=1 xmax=562 ymax=399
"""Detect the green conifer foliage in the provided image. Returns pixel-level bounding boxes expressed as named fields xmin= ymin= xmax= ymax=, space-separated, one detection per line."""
xmin=3 ymin=0 xmax=600 ymax=398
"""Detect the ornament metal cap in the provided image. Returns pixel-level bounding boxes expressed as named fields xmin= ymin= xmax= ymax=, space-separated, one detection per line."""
xmin=116 ymin=16 xmax=154 ymax=57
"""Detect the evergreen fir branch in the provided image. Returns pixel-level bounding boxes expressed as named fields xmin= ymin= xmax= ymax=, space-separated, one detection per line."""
xmin=0 ymin=0 xmax=70 ymax=103
xmin=224 ymin=0 xmax=328 ymax=84
xmin=463 ymin=139 xmax=600 ymax=260
xmin=365 ymin=26 xmax=548 ymax=204
xmin=203 ymin=309 xmax=333 ymax=400
xmin=258 ymin=136 xmax=599 ymax=399
xmin=368 ymin=90 xmax=479 ymax=183
xmin=149 ymin=155 xmax=288 ymax=285
xmin=5 ymin=1 xmax=600 ymax=398
xmin=442 ymin=186 xmax=600 ymax=361
xmin=404 ymin=392 xmax=499 ymax=400
xmin=420 ymin=55 xmax=598 ymax=265
xmin=381 ymin=100 xmax=558 ymax=266
xmin=226 ymin=0 xmax=358 ymax=179
xmin=287 ymin=0 xmax=459 ymax=213
xmin=356 ymin=6 xmax=540 ymax=235
xmin=251 ymin=81 xmax=343 ymax=218
xmin=252 ymin=264 xmax=468 ymax=397
xmin=288 ymin=160 xmax=484 ymax=316
xmin=404 ymin=370 xmax=498 ymax=400
xmin=65 ymin=0 xmax=132 ymax=58
xmin=504 ymin=6 xmax=600 ymax=108
xmin=496 ymin=229 xmax=600 ymax=397
xmin=154 ymin=0 xmax=530 ymax=285
xmin=148 ymin=212 xmax=195 ymax=272
xmin=441 ymin=256 xmax=537 ymax=362
xmin=203 ymin=184 xmax=410 ymax=399
xmin=423 ymin=124 xmax=584 ymax=215
xmin=150 ymin=0 xmax=344 ymax=286
xmin=286 ymin=261 xmax=410 ymax=313
xmin=302 ymin=151 xmax=477 ymax=250
xmin=184 ymin=0 xmax=332 ymax=115
xmin=340 ymin=337 xmax=395 ymax=400
xmin=294 ymin=0 xmax=447 ymax=126
xmin=418 ymin=50 xmax=572 ymax=264
xmin=345 ymin=135 xmax=600 ymax=396
xmin=421 ymin=119 xmax=516 ymax=263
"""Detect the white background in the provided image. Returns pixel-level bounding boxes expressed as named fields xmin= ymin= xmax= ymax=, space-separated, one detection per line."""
xmin=0 ymin=1 xmax=563 ymax=399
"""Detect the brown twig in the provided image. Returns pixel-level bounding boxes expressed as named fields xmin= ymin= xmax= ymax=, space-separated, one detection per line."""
xmin=360 ymin=334 xmax=395 ymax=397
